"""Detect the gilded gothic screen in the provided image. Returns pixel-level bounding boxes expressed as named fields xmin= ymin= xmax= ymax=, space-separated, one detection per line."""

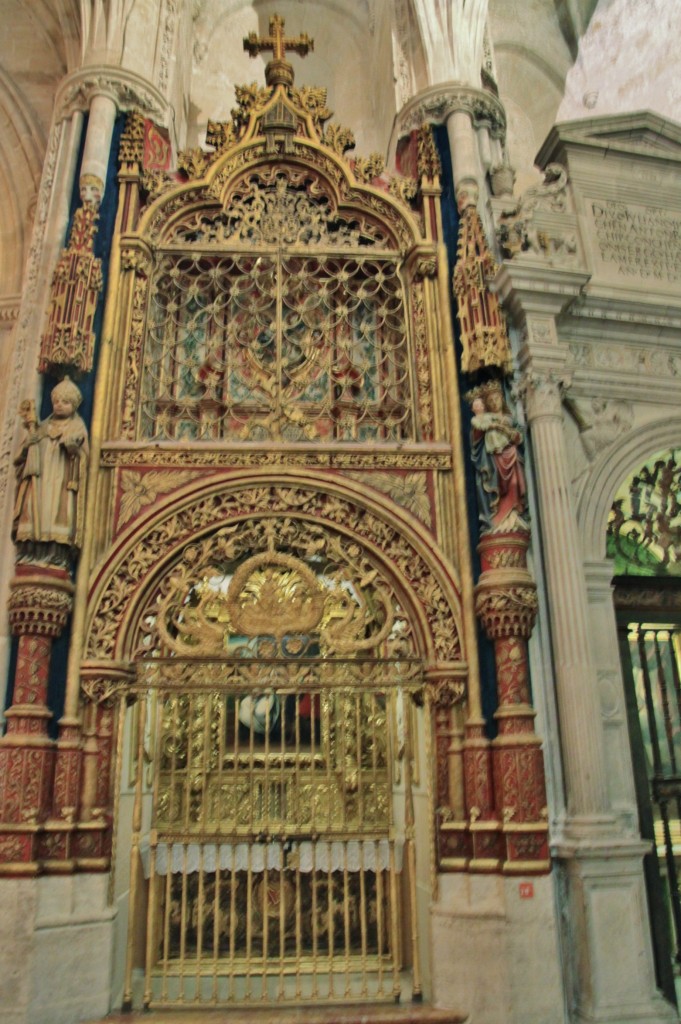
xmin=134 ymin=169 xmax=414 ymax=444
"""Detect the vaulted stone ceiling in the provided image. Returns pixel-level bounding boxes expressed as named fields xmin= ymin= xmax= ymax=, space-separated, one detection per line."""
xmin=0 ymin=0 xmax=77 ymax=303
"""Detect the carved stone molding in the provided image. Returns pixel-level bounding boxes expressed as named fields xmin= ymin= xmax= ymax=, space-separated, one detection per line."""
xmin=8 ymin=574 xmax=74 ymax=638
xmin=99 ymin=446 xmax=453 ymax=471
xmin=55 ymin=67 xmax=169 ymax=123
xmin=396 ymin=82 xmax=506 ymax=140
xmin=0 ymin=297 xmax=20 ymax=325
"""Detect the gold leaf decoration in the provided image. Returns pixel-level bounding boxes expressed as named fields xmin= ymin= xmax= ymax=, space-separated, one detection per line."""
xmin=291 ymin=86 xmax=333 ymax=133
xmin=323 ymin=123 xmax=356 ymax=156
xmin=353 ymin=154 xmax=386 ymax=184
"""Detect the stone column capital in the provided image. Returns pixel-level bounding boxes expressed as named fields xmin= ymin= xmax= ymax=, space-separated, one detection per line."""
xmin=8 ymin=571 xmax=74 ymax=638
xmin=518 ymin=369 xmax=572 ymax=423
xmin=80 ymin=661 xmax=134 ymax=708
xmin=55 ymin=66 xmax=168 ymax=124
xmin=396 ymin=81 xmax=506 ymax=141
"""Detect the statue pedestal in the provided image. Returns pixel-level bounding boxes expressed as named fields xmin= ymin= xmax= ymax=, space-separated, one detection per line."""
xmin=0 ymin=568 xmax=72 ymax=873
xmin=475 ymin=528 xmax=549 ymax=872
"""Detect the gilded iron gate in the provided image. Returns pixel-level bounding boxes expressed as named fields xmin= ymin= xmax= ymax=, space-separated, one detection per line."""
xmin=123 ymin=657 xmax=421 ymax=1008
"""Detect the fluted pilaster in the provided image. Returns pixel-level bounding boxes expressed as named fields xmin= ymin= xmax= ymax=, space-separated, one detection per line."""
xmin=521 ymin=371 xmax=611 ymax=829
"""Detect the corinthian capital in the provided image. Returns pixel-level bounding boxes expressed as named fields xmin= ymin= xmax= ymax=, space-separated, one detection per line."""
xmin=518 ymin=369 xmax=572 ymax=423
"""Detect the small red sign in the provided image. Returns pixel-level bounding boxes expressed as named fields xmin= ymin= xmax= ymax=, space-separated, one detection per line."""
xmin=519 ymin=882 xmax=534 ymax=899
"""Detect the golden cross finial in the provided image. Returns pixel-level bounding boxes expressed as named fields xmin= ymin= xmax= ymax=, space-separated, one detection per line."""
xmin=244 ymin=14 xmax=313 ymax=87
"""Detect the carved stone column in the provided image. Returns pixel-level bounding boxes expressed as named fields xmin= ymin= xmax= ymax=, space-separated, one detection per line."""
xmin=0 ymin=568 xmax=73 ymax=870
xmin=67 ymin=666 xmax=131 ymax=869
xmin=475 ymin=529 xmax=549 ymax=871
xmin=520 ymin=370 xmax=613 ymax=833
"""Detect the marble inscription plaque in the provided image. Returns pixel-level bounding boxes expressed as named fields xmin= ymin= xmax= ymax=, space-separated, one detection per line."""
xmin=590 ymin=200 xmax=681 ymax=285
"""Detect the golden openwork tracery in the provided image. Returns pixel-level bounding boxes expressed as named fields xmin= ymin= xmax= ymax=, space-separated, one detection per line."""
xmin=138 ymin=166 xmax=413 ymax=443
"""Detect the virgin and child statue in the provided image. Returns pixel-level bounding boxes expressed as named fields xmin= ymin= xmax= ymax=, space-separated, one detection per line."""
xmin=468 ymin=381 xmax=527 ymax=533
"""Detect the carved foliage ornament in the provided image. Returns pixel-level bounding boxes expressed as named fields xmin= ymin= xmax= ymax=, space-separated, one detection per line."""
xmin=167 ymin=167 xmax=393 ymax=249
xmin=397 ymin=85 xmax=506 ymax=141
xmin=85 ymin=484 xmax=463 ymax=663
xmin=55 ymin=67 xmax=167 ymax=124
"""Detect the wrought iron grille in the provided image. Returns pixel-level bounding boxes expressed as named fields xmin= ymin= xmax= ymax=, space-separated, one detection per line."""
xmin=140 ymin=250 xmax=413 ymax=442
xmin=121 ymin=658 xmax=422 ymax=1008
xmin=625 ymin=625 xmax=681 ymax=973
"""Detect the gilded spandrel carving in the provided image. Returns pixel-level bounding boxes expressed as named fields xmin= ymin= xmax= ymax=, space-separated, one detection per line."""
xmin=118 ymin=469 xmax=200 ymax=526
xmin=344 ymin=471 xmax=432 ymax=527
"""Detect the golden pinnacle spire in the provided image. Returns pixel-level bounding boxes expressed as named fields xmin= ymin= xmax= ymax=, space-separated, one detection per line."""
xmin=243 ymin=13 xmax=313 ymax=88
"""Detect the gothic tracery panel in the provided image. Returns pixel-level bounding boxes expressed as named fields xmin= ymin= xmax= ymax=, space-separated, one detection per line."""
xmin=140 ymin=247 xmax=412 ymax=442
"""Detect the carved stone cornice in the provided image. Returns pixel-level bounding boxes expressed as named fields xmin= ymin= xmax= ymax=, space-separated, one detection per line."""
xmin=494 ymin=262 xmax=590 ymax=323
xmin=396 ymin=82 xmax=506 ymax=140
xmin=55 ymin=66 xmax=168 ymax=123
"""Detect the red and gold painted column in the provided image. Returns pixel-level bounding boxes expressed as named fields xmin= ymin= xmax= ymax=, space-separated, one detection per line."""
xmin=0 ymin=568 xmax=73 ymax=871
xmin=455 ymin=190 xmax=550 ymax=873
xmin=475 ymin=529 xmax=549 ymax=871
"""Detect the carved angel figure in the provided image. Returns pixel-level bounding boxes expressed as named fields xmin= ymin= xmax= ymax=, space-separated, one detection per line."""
xmin=469 ymin=382 xmax=527 ymax=532
xmin=13 ymin=376 xmax=89 ymax=565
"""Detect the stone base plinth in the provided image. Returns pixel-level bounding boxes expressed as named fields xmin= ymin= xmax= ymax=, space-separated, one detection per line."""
xmin=0 ymin=873 xmax=115 ymax=1024
xmin=84 ymin=1008 xmax=466 ymax=1024
xmin=430 ymin=872 xmax=563 ymax=1024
